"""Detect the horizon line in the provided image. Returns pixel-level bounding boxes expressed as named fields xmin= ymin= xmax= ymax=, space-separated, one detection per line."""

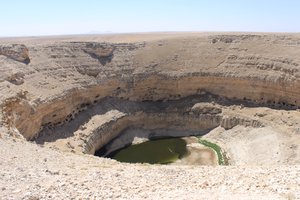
xmin=1 ymin=30 xmax=300 ymax=39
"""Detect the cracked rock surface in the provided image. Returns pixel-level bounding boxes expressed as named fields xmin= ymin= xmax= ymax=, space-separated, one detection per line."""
xmin=0 ymin=32 xmax=300 ymax=199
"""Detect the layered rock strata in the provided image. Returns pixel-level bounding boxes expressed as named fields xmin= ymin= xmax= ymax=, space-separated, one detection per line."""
xmin=1 ymin=33 xmax=300 ymax=199
xmin=0 ymin=44 xmax=30 ymax=64
xmin=0 ymin=33 xmax=299 ymax=146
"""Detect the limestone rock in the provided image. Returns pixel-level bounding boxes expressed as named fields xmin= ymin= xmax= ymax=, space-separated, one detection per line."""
xmin=0 ymin=44 xmax=30 ymax=64
xmin=220 ymin=115 xmax=262 ymax=130
xmin=83 ymin=42 xmax=114 ymax=65
xmin=5 ymin=72 xmax=25 ymax=85
xmin=131 ymin=137 xmax=149 ymax=145
xmin=191 ymin=103 xmax=222 ymax=115
xmin=0 ymin=33 xmax=300 ymax=200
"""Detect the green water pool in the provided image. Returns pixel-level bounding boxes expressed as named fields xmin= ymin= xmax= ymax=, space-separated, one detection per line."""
xmin=108 ymin=138 xmax=188 ymax=164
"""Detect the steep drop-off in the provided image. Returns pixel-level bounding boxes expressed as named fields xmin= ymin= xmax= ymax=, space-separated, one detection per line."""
xmin=0 ymin=33 xmax=299 ymax=162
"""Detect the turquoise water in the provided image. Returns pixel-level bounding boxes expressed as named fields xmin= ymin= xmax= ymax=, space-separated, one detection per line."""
xmin=108 ymin=138 xmax=188 ymax=164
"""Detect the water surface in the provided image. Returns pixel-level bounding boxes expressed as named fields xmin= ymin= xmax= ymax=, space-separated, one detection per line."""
xmin=108 ymin=138 xmax=188 ymax=164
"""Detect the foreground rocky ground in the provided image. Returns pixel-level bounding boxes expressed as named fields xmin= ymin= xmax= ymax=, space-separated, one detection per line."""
xmin=0 ymin=135 xmax=299 ymax=200
xmin=1 ymin=32 xmax=300 ymax=199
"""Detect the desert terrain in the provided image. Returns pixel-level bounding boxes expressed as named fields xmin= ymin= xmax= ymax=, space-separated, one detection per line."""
xmin=0 ymin=32 xmax=300 ymax=199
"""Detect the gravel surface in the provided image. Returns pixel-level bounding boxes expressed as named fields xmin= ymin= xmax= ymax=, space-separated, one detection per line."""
xmin=1 ymin=136 xmax=299 ymax=200
xmin=1 ymin=33 xmax=300 ymax=199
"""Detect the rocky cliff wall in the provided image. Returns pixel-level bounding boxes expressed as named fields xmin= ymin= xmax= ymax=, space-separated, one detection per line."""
xmin=2 ymin=73 xmax=297 ymax=140
xmin=79 ymin=104 xmax=262 ymax=155
xmin=0 ymin=33 xmax=299 ymax=141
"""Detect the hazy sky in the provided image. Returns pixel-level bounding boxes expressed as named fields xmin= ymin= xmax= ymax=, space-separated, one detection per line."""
xmin=1 ymin=0 xmax=300 ymax=36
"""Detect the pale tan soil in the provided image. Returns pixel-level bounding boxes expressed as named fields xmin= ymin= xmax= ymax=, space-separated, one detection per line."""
xmin=0 ymin=136 xmax=299 ymax=200
xmin=180 ymin=144 xmax=218 ymax=166
xmin=202 ymin=106 xmax=300 ymax=166
xmin=170 ymin=136 xmax=218 ymax=166
xmin=1 ymin=32 xmax=300 ymax=199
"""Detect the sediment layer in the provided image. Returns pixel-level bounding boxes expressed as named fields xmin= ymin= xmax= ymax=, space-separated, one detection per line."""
xmin=0 ymin=33 xmax=300 ymax=144
xmin=1 ymin=34 xmax=300 ymax=199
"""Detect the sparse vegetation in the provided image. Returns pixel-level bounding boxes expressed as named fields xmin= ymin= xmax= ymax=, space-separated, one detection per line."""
xmin=198 ymin=137 xmax=228 ymax=165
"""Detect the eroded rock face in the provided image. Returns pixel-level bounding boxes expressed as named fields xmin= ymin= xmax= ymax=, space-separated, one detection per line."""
xmin=220 ymin=115 xmax=262 ymax=130
xmin=0 ymin=33 xmax=299 ymax=149
xmin=1 ymin=33 xmax=300 ymax=200
xmin=5 ymin=72 xmax=25 ymax=85
xmin=191 ymin=103 xmax=222 ymax=115
xmin=0 ymin=44 xmax=30 ymax=64
xmin=31 ymin=96 xmax=266 ymax=155
xmin=83 ymin=42 xmax=115 ymax=65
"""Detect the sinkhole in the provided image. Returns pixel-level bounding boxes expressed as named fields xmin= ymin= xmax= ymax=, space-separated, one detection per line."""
xmin=95 ymin=128 xmax=222 ymax=165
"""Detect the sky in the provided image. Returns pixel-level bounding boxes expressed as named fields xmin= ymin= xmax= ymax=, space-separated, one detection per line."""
xmin=0 ymin=0 xmax=300 ymax=37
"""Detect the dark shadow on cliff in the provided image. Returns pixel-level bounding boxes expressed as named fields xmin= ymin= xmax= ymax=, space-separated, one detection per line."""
xmin=35 ymin=93 xmax=298 ymax=145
